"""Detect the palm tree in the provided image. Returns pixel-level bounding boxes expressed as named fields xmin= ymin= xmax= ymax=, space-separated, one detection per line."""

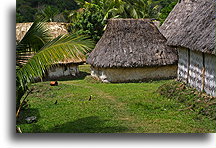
xmin=16 ymin=18 xmax=94 ymax=109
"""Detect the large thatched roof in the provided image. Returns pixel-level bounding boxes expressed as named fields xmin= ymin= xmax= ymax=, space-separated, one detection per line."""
xmin=87 ymin=19 xmax=177 ymax=68
xmin=160 ymin=0 xmax=215 ymax=55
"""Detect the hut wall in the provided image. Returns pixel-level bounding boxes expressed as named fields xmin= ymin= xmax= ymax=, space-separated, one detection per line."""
xmin=188 ymin=50 xmax=203 ymax=91
xmin=204 ymin=54 xmax=216 ymax=97
xmin=178 ymin=48 xmax=189 ymax=83
xmin=90 ymin=65 xmax=177 ymax=83
xmin=47 ymin=64 xmax=79 ymax=79
xmin=178 ymin=48 xmax=215 ymax=97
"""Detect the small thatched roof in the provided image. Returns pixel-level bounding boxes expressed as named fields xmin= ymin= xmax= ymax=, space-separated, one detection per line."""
xmin=87 ymin=18 xmax=177 ymax=68
xmin=16 ymin=22 xmax=85 ymax=65
xmin=160 ymin=0 xmax=215 ymax=55
xmin=16 ymin=22 xmax=69 ymax=42
xmin=17 ymin=52 xmax=86 ymax=66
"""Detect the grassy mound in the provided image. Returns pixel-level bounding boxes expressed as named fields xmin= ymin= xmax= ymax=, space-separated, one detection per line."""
xmin=157 ymin=81 xmax=216 ymax=120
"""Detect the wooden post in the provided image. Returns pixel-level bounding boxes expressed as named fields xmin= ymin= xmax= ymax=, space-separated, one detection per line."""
xmin=201 ymin=53 xmax=205 ymax=91
xmin=186 ymin=49 xmax=190 ymax=83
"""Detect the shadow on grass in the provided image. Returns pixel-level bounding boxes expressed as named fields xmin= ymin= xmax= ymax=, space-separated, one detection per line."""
xmin=40 ymin=116 xmax=128 ymax=133
xmin=16 ymin=108 xmax=40 ymax=125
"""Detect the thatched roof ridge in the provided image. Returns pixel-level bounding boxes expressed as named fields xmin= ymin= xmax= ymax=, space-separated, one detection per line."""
xmin=160 ymin=0 xmax=215 ymax=55
xmin=56 ymin=57 xmax=86 ymax=65
xmin=87 ymin=18 xmax=177 ymax=68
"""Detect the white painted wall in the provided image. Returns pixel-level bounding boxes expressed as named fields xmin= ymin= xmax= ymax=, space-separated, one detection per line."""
xmin=47 ymin=64 xmax=79 ymax=79
xmin=178 ymin=48 xmax=215 ymax=97
xmin=188 ymin=50 xmax=203 ymax=91
xmin=178 ymin=48 xmax=189 ymax=83
xmin=91 ymin=65 xmax=177 ymax=83
xmin=204 ymin=54 xmax=216 ymax=97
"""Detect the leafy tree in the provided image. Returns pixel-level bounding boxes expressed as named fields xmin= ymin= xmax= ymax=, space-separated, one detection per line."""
xmin=16 ymin=4 xmax=37 ymax=22
xmin=157 ymin=0 xmax=178 ymax=23
xmin=73 ymin=0 xmax=160 ymax=20
xmin=16 ymin=0 xmax=178 ymax=23
xmin=36 ymin=5 xmax=60 ymax=22
xmin=69 ymin=0 xmax=160 ymax=42
xmin=16 ymin=0 xmax=78 ymax=22
xmin=16 ymin=13 xmax=24 ymax=23
xmin=69 ymin=2 xmax=105 ymax=42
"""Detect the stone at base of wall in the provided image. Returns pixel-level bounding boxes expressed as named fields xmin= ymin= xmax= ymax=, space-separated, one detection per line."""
xmin=90 ymin=65 xmax=177 ymax=83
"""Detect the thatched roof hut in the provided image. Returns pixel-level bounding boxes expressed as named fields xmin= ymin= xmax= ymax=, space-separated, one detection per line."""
xmin=16 ymin=22 xmax=85 ymax=80
xmin=16 ymin=22 xmax=71 ymax=65
xmin=46 ymin=57 xmax=86 ymax=80
xmin=160 ymin=0 xmax=215 ymax=96
xmin=87 ymin=18 xmax=178 ymax=82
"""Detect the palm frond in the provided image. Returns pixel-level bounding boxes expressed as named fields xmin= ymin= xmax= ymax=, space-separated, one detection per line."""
xmin=16 ymin=18 xmax=51 ymax=67
xmin=16 ymin=34 xmax=95 ymax=90
xmin=16 ymin=18 xmax=51 ymax=53
xmin=130 ymin=8 xmax=139 ymax=19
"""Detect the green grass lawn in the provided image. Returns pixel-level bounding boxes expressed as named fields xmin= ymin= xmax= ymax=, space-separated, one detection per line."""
xmin=17 ymin=64 xmax=216 ymax=133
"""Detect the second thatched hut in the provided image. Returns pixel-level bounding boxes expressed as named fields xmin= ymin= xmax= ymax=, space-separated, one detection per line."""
xmin=160 ymin=0 xmax=215 ymax=97
xmin=87 ymin=19 xmax=178 ymax=82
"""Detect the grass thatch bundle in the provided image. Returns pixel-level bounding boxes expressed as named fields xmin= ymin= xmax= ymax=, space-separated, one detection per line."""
xmin=160 ymin=0 xmax=215 ymax=55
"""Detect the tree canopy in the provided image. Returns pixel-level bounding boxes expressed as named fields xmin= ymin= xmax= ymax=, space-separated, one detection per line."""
xmin=16 ymin=0 xmax=78 ymax=22
xmin=16 ymin=0 xmax=178 ymax=23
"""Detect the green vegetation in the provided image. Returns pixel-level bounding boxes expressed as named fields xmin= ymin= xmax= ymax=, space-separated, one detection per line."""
xmin=16 ymin=0 xmax=178 ymax=42
xmin=16 ymin=65 xmax=216 ymax=133
xmin=157 ymin=0 xmax=178 ymax=23
xmin=17 ymin=0 xmax=178 ymax=23
xmin=69 ymin=2 xmax=105 ymax=41
xmin=16 ymin=19 xmax=94 ymax=110
xmin=158 ymin=81 xmax=216 ymax=120
xmin=69 ymin=0 xmax=178 ymax=42
xmin=16 ymin=0 xmax=78 ymax=22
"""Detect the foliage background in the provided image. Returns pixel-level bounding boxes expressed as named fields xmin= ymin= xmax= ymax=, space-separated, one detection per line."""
xmin=16 ymin=0 xmax=178 ymax=23
xmin=16 ymin=0 xmax=178 ymax=42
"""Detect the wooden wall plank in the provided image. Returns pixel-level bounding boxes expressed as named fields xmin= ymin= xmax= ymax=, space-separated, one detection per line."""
xmin=204 ymin=53 xmax=216 ymax=97
xmin=188 ymin=50 xmax=203 ymax=91
xmin=178 ymin=48 xmax=189 ymax=83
